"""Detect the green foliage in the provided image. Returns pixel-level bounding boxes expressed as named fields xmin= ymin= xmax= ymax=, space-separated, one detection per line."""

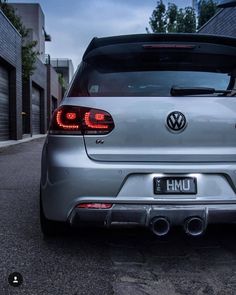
xmin=183 ymin=7 xmax=197 ymax=33
xmin=166 ymin=3 xmax=178 ymax=32
xmin=22 ymin=41 xmax=38 ymax=80
xmin=176 ymin=8 xmax=185 ymax=32
xmin=58 ymin=74 xmax=66 ymax=90
xmin=147 ymin=0 xmax=217 ymax=33
xmin=147 ymin=0 xmax=196 ymax=33
xmin=0 ymin=0 xmax=38 ymax=80
xmin=147 ymin=0 xmax=166 ymax=33
xmin=198 ymin=0 xmax=217 ymax=29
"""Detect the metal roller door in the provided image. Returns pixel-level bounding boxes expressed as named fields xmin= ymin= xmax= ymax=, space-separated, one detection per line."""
xmin=32 ymin=86 xmax=41 ymax=135
xmin=0 ymin=66 xmax=9 ymax=141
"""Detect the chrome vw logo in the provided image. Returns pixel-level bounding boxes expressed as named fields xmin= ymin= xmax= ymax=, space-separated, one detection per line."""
xmin=166 ymin=111 xmax=187 ymax=133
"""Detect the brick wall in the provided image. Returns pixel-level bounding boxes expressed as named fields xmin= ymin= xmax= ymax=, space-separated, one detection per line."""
xmin=0 ymin=10 xmax=22 ymax=140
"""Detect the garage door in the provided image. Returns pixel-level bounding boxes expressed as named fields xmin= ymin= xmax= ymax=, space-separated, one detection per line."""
xmin=32 ymin=86 xmax=40 ymax=135
xmin=0 ymin=66 xmax=9 ymax=141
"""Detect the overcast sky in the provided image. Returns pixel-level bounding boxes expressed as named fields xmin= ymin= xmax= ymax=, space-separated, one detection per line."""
xmin=9 ymin=0 xmax=193 ymax=69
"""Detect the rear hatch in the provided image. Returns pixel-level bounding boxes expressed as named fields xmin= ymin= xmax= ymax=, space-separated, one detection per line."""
xmin=68 ymin=34 xmax=236 ymax=162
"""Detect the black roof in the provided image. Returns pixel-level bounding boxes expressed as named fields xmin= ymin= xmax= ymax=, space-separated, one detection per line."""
xmin=83 ymin=33 xmax=236 ymax=60
xmin=198 ymin=7 xmax=236 ymax=37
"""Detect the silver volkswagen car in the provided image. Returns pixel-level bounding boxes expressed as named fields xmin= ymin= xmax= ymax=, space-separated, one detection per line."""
xmin=40 ymin=33 xmax=236 ymax=237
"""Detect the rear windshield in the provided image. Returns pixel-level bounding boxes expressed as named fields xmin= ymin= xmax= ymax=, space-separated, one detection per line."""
xmin=68 ymin=52 xmax=235 ymax=97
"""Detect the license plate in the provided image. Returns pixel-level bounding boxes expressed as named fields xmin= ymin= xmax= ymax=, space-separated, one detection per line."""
xmin=154 ymin=177 xmax=197 ymax=195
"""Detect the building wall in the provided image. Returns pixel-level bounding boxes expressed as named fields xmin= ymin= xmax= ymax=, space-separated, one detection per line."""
xmin=0 ymin=10 xmax=22 ymax=140
xmin=46 ymin=64 xmax=62 ymax=127
xmin=1 ymin=5 xmax=62 ymax=140
xmin=50 ymin=58 xmax=74 ymax=86
xmin=23 ymin=58 xmax=47 ymax=135
xmin=11 ymin=3 xmax=46 ymax=62
xmin=50 ymin=66 xmax=61 ymax=99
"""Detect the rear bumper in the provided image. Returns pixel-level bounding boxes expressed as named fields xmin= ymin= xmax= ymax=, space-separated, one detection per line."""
xmin=68 ymin=203 xmax=236 ymax=228
xmin=41 ymin=135 xmax=236 ymax=223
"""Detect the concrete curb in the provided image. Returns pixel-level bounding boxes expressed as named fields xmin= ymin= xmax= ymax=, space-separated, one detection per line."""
xmin=0 ymin=134 xmax=47 ymax=149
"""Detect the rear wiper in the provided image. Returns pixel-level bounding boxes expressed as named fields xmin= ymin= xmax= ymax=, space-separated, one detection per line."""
xmin=170 ymin=86 xmax=234 ymax=96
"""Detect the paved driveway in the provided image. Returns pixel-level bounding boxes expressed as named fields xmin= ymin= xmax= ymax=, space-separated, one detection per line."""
xmin=1 ymin=138 xmax=236 ymax=295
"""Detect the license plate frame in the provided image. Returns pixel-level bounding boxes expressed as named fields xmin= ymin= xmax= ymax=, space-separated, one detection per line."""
xmin=153 ymin=176 xmax=197 ymax=195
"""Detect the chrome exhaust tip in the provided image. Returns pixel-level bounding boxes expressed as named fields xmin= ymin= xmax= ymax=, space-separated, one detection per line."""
xmin=184 ymin=217 xmax=205 ymax=236
xmin=150 ymin=217 xmax=170 ymax=236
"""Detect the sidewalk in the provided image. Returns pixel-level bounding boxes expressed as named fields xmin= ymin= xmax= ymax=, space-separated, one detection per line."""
xmin=0 ymin=134 xmax=47 ymax=149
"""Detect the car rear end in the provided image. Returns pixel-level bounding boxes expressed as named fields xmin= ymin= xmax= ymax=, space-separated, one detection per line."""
xmin=41 ymin=34 xmax=236 ymax=236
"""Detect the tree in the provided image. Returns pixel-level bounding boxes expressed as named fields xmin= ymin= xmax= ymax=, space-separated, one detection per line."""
xmin=0 ymin=0 xmax=38 ymax=81
xmin=183 ymin=7 xmax=197 ymax=33
xmin=147 ymin=1 xmax=196 ymax=33
xmin=147 ymin=0 xmax=217 ymax=33
xmin=176 ymin=8 xmax=185 ymax=32
xmin=166 ymin=3 xmax=178 ymax=32
xmin=58 ymin=74 xmax=66 ymax=90
xmin=198 ymin=0 xmax=217 ymax=29
xmin=148 ymin=0 xmax=166 ymax=33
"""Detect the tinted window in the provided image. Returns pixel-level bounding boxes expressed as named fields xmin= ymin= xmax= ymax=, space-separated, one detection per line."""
xmin=86 ymin=70 xmax=230 ymax=97
xmin=68 ymin=52 xmax=234 ymax=97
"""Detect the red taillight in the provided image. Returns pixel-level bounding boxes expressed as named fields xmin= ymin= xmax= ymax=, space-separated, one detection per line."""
xmin=66 ymin=112 xmax=77 ymax=120
xmin=50 ymin=106 xmax=114 ymax=135
xmin=95 ymin=113 xmax=105 ymax=121
xmin=77 ymin=203 xmax=112 ymax=209
xmin=84 ymin=111 xmax=108 ymax=129
xmin=56 ymin=109 xmax=80 ymax=131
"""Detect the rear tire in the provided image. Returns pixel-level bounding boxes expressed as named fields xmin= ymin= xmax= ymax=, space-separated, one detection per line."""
xmin=40 ymin=194 xmax=68 ymax=237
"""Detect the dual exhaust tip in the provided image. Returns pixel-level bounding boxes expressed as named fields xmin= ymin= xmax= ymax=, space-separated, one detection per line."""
xmin=150 ymin=216 xmax=205 ymax=237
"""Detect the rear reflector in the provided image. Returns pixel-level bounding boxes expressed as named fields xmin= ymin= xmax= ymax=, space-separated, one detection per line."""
xmin=77 ymin=203 xmax=112 ymax=209
xmin=50 ymin=105 xmax=114 ymax=135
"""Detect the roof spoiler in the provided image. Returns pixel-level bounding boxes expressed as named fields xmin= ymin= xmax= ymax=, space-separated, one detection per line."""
xmin=82 ymin=33 xmax=236 ymax=60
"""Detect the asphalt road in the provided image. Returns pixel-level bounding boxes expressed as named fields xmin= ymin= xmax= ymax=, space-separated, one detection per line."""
xmin=1 ymin=138 xmax=236 ymax=295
